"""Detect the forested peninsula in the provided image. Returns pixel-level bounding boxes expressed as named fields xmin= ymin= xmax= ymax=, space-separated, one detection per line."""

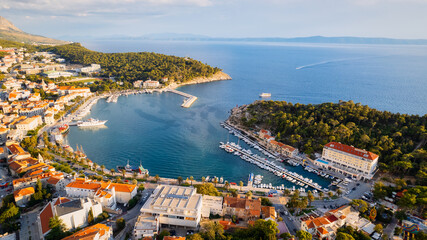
xmin=44 ymin=43 xmax=222 ymax=82
xmin=228 ymin=100 xmax=427 ymax=184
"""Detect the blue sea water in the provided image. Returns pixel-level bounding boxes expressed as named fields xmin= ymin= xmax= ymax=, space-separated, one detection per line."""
xmin=66 ymin=40 xmax=427 ymax=188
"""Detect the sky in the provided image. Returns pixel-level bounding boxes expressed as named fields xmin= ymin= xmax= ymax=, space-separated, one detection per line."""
xmin=1 ymin=0 xmax=427 ymax=40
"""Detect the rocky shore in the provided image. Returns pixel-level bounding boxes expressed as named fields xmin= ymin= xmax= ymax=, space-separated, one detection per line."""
xmin=169 ymin=71 xmax=232 ymax=89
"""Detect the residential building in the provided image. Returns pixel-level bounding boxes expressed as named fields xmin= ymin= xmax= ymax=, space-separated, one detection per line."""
xmin=15 ymin=115 xmax=43 ymax=131
xmin=223 ymin=196 xmax=261 ymax=221
xmin=261 ymin=206 xmax=277 ymax=221
xmin=201 ymin=195 xmax=223 ymax=218
xmin=0 ymin=127 xmax=9 ymax=145
xmin=62 ymin=223 xmax=113 ymax=240
xmin=300 ymin=205 xmax=373 ymax=239
xmin=65 ymin=179 xmax=137 ymax=209
xmin=44 ymin=113 xmax=54 ymax=125
xmin=38 ymin=197 xmax=103 ymax=236
xmin=315 ymin=142 xmax=379 ymax=180
xmin=134 ymin=185 xmax=203 ymax=239
xmin=13 ymin=186 xmax=35 ymax=207
xmin=133 ymin=80 xmax=143 ymax=88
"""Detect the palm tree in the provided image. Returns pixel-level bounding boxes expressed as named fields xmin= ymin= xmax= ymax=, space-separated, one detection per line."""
xmin=177 ymin=176 xmax=183 ymax=185
xmin=239 ymin=181 xmax=244 ymax=191
xmin=246 ymin=191 xmax=253 ymax=198
xmin=224 ymin=181 xmax=230 ymax=190
xmin=122 ymin=169 xmax=126 ymax=178
xmin=213 ymin=178 xmax=218 ymax=187
xmin=283 ymin=189 xmax=291 ymax=196
xmin=307 ymin=191 xmax=314 ymax=207
xmin=189 ymin=176 xmax=194 ymax=186
xmin=132 ymin=179 xmax=138 ymax=185
xmin=336 ymin=189 xmax=343 ymax=197
xmin=93 ymin=162 xmax=98 ymax=171
xmin=201 ymin=176 xmax=206 ymax=183
xmin=155 ymin=174 xmax=160 ymax=183
xmin=110 ymin=169 xmax=115 ymax=175
xmin=101 ymin=165 xmax=105 ymax=173
xmin=133 ymin=171 xmax=138 ymax=179
xmin=319 ymin=192 xmax=324 ymax=200
xmin=328 ymin=191 xmax=334 ymax=198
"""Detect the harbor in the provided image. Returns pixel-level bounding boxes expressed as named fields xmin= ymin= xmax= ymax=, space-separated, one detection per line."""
xmin=220 ymin=141 xmax=327 ymax=193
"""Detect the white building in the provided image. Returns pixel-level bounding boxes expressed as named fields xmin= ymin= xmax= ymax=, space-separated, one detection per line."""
xmin=15 ymin=115 xmax=43 ymax=131
xmin=143 ymin=80 xmax=160 ymax=88
xmin=315 ymin=142 xmax=379 ymax=180
xmin=80 ymin=64 xmax=101 ymax=73
xmin=65 ymin=179 xmax=137 ymax=209
xmin=38 ymin=197 xmax=103 ymax=236
xmin=134 ymin=185 xmax=202 ymax=239
xmin=201 ymin=195 xmax=223 ymax=218
xmin=43 ymin=71 xmax=75 ymax=79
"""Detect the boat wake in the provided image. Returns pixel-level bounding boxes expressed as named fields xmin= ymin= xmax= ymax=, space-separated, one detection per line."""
xmin=296 ymin=57 xmax=367 ymax=70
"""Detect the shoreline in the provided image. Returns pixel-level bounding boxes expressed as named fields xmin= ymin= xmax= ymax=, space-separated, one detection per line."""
xmin=168 ymin=71 xmax=232 ymax=90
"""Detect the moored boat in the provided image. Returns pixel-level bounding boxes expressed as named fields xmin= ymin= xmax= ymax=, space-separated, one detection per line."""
xmin=78 ymin=118 xmax=108 ymax=127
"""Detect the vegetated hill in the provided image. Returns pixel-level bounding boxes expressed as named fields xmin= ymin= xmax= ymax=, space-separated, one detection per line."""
xmin=0 ymin=16 xmax=68 ymax=45
xmin=44 ymin=43 xmax=222 ymax=82
xmin=229 ymin=100 xmax=427 ymax=183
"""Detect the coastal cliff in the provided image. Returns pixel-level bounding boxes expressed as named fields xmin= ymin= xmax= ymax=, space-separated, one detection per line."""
xmin=169 ymin=71 xmax=232 ymax=89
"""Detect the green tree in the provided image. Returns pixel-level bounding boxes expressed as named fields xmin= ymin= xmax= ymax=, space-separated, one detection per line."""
xmin=189 ymin=176 xmax=194 ymax=186
xmin=280 ymin=232 xmax=294 ymax=240
xmin=116 ymin=218 xmax=125 ymax=231
xmin=186 ymin=233 xmax=204 ymax=240
xmin=307 ymin=190 xmax=314 ymax=207
xmin=296 ymin=230 xmax=312 ymax=240
xmin=100 ymin=165 xmax=105 ymax=173
xmin=261 ymin=197 xmax=273 ymax=206
xmin=45 ymin=216 xmax=67 ymax=240
xmin=201 ymin=221 xmax=225 ymax=240
xmin=251 ymin=219 xmax=279 ymax=240
xmin=239 ymin=181 xmax=244 ymax=191
xmin=110 ymin=169 xmax=115 ymax=175
xmin=88 ymin=208 xmax=94 ymax=224
xmin=224 ymin=181 xmax=230 ymax=190
xmin=246 ymin=190 xmax=253 ymax=198
xmin=394 ymin=227 xmax=402 ymax=235
xmin=196 ymin=183 xmax=220 ymax=196
xmin=201 ymin=176 xmax=206 ymax=183
xmin=177 ymin=176 xmax=183 ymax=185
xmin=0 ymin=203 xmax=20 ymax=224
xmin=155 ymin=174 xmax=160 ymax=183
xmin=156 ymin=230 xmax=170 ymax=240
xmin=374 ymin=224 xmax=383 ymax=234
xmin=336 ymin=232 xmax=356 ymax=240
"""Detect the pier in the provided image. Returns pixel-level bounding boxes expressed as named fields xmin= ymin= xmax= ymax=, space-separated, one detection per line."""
xmin=221 ymin=142 xmax=327 ymax=192
xmin=166 ymin=88 xmax=198 ymax=108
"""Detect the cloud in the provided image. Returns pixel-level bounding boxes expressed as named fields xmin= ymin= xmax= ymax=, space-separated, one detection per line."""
xmin=0 ymin=0 xmax=213 ymax=17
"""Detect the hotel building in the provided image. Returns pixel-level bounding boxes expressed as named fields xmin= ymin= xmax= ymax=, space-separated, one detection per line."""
xmin=315 ymin=142 xmax=379 ymax=180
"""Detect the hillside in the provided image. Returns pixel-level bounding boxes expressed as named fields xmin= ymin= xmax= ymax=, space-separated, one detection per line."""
xmin=44 ymin=43 xmax=223 ymax=83
xmin=0 ymin=16 xmax=68 ymax=45
xmin=228 ymin=100 xmax=427 ymax=184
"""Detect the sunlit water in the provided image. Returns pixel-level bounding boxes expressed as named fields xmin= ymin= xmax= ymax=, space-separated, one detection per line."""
xmin=66 ymin=40 xmax=427 ymax=188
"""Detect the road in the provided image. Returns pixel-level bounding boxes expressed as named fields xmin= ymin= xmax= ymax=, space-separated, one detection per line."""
xmin=274 ymin=204 xmax=298 ymax=235
xmin=383 ymin=218 xmax=398 ymax=240
xmin=20 ymin=209 xmax=43 ymax=240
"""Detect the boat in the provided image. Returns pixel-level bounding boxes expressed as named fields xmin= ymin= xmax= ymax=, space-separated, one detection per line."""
xmin=117 ymin=160 xmax=138 ymax=173
xmin=59 ymin=124 xmax=70 ymax=134
xmin=138 ymin=160 xmax=149 ymax=175
xmin=259 ymin=93 xmax=271 ymax=98
xmin=77 ymin=118 xmax=108 ymax=127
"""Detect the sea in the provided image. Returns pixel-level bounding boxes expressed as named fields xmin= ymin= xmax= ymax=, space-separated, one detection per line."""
xmin=66 ymin=40 xmax=427 ymax=188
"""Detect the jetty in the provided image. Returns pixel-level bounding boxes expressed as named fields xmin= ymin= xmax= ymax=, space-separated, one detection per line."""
xmin=220 ymin=142 xmax=327 ymax=193
xmin=166 ymin=88 xmax=198 ymax=108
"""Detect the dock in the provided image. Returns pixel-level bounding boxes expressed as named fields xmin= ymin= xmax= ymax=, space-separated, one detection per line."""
xmin=221 ymin=142 xmax=327 ymax=192
xmin=166 ymin=88 xmax=198 ymax=108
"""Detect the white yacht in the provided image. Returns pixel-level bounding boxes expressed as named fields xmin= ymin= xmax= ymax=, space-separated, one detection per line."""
xmin=77 ymin=118 xmax=108 ymax=127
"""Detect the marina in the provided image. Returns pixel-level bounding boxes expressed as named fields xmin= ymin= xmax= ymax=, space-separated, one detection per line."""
xmin=220 ymin=141 xmax=327 ymax=192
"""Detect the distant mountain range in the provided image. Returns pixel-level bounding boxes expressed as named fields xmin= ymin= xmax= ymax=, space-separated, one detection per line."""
xmin=65 ymin=33 xmax=427 ymax=45
xmin=0 ymin=16 xmax=68 ymax=45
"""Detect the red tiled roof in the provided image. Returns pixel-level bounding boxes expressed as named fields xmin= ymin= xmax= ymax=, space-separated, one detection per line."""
xmin=109 ymin=183 xmax=136 ymax=193
xmin=62 ymin=223 xmax=110 ymax=240
xmin=317 ymin=227 xmax=329 ymax=235
xmin=40 ymin=203 xmax=53 ymax=234
xmin=325 ymin=142 xmax=378 ymax=160
xmin=54 ymin=197 xmax=71 ymax=206
xmin=326 ymin=215 xmax=338 ymax=223
xmin=14 ymin=187 xmax=35 ymax=198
